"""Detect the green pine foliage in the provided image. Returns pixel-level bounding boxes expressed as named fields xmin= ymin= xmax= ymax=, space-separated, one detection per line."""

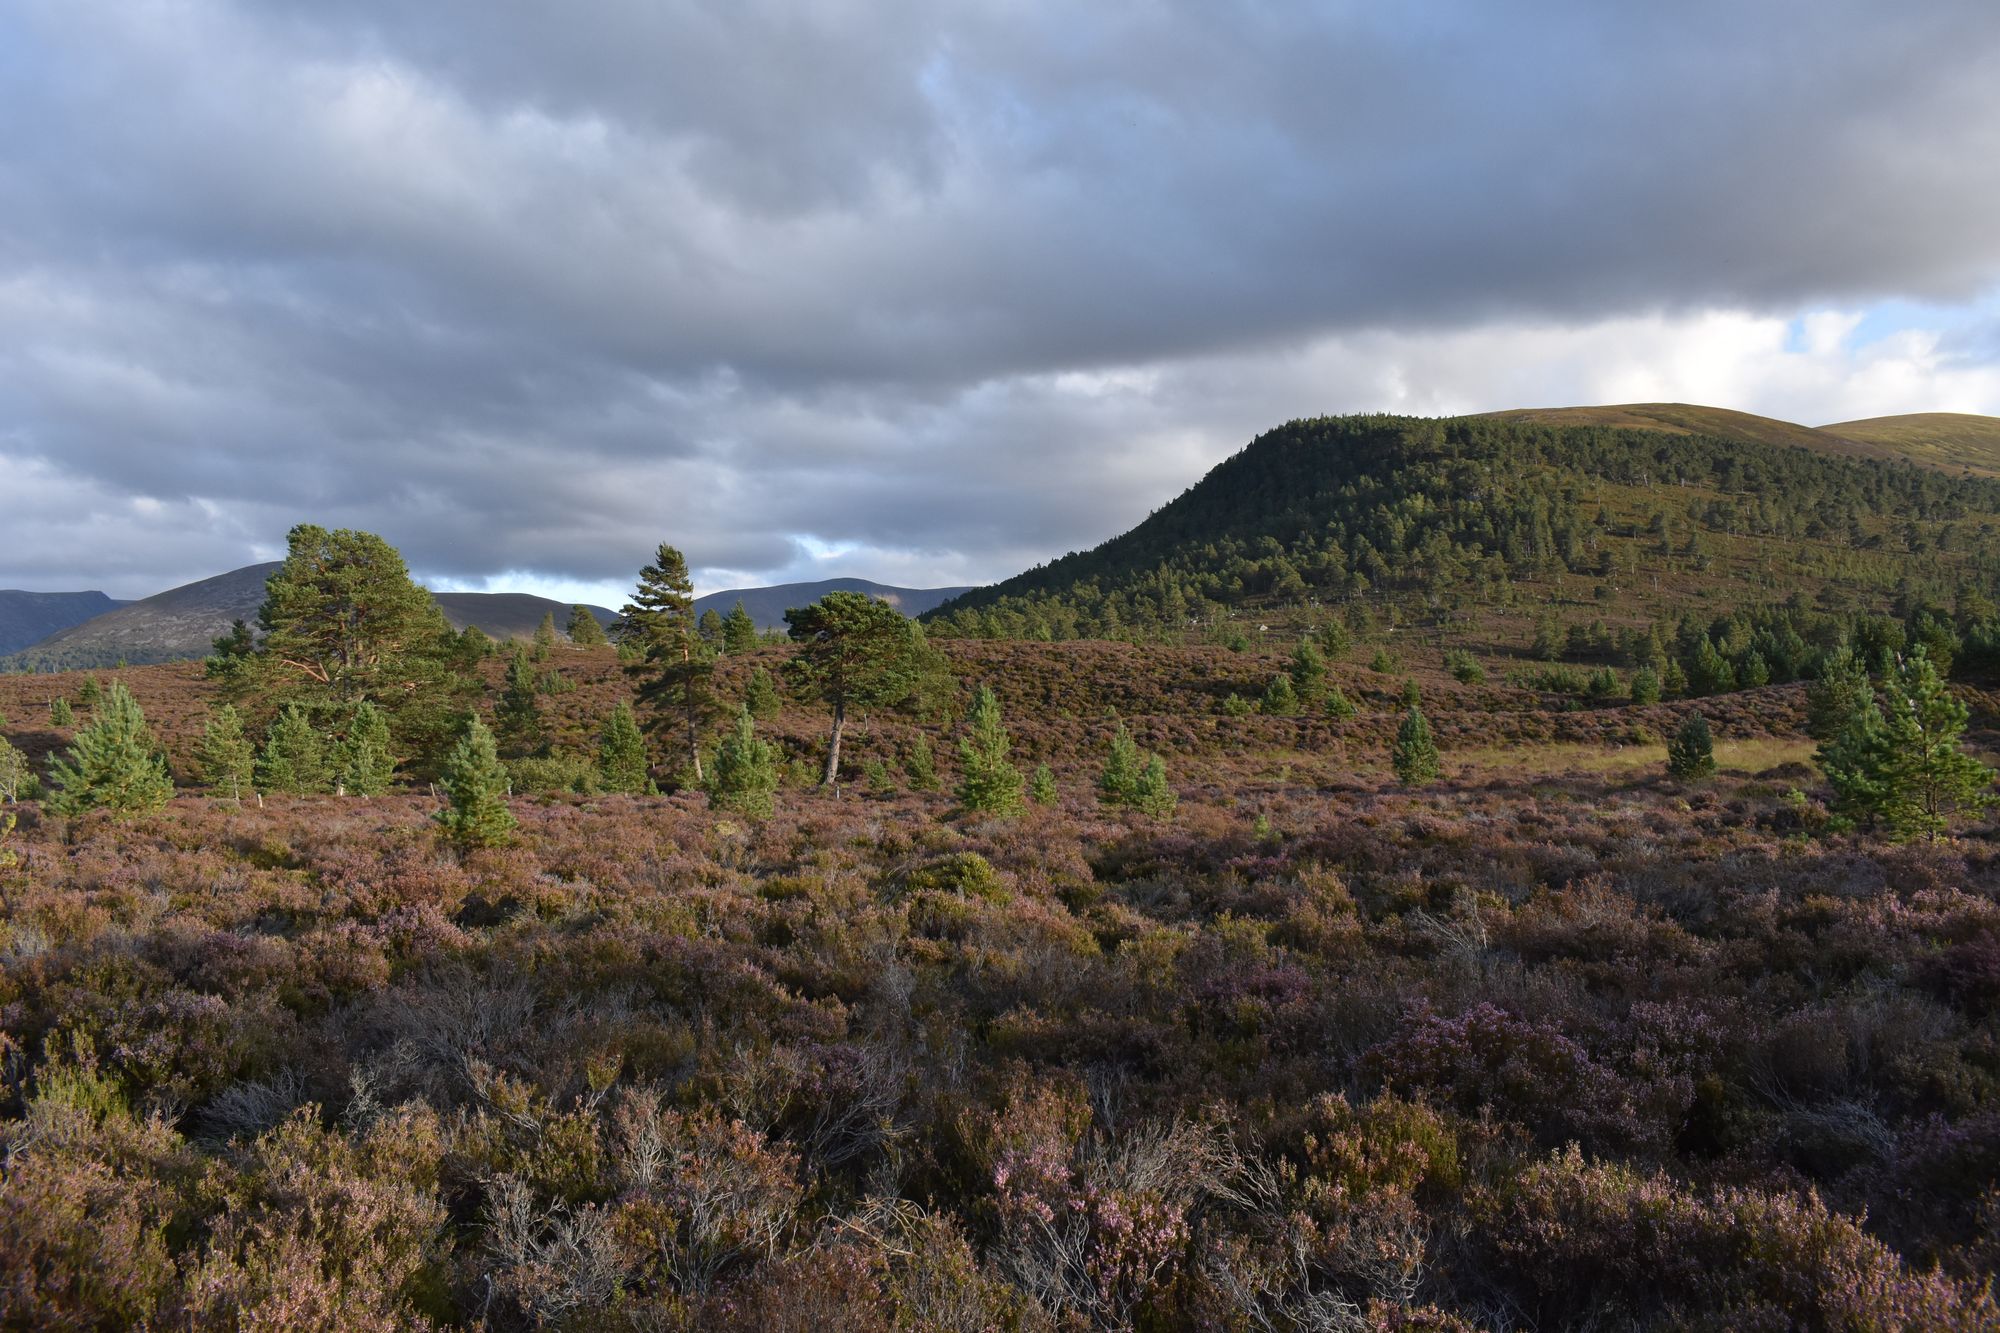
xmin=1324 ymin=683 xmax=1358 ymax=720
xmin=1444 ymin=648 xmax=1485 ymax=685
xmin=244 ymin=524 xmax=472 ymax=761
xmin=77 ymin=677 xmax=102 ymax=709
xmin=335 ymin=700 xmax=396 ymax=796
xmin=698 ymin=608 xmax=725 ymax=646
xmin=1132 ymin=754 xmax=1177 ymax=818
xmin=708 ymin=708 xmax=781 ymax=820
xmin=1100 ymin=722 xmax=1175 ymax=815
xmin=257 ymin=704 xmax=331 ymax=795
xmin=956 ymin=686 xmax=1023 ymax=816
xmin=435 ymin=715 xmax=516 ymax=852
xmin=904 ymin=732 xmax=938 ymax=791
xmin=786 ymin=590 xmax=933 ymax=787
xmin=1288 ymin=638 xmax=1328 ymax=707
xmin=50 ymin=697 xmax=73 ymax=727
xmin=1392 ymin=705 xmax=1442 ymax=786
xmin=1805 ymin=646 xmax=1872 ymax=741
xmin=1260 ymin=674 xmax=1298 ymax=716
xmin=1629 ymin=666 xmax=1662 ymax=705
xmin=0 ymin=736 xmax=28 ymax=803
xmin=1028 ymin=762 xmax=1058 ymax=805
xmin=722 ymin=600 xmax=759 ymax=654
xmin=744 ymin=666 xmax=781 ymax=721
xmin=496 ymin=645 xmax=545 ymax=755
xmin=1401 ymin=677 xmax=1422 ymax=708
xmin=597 ymin=701 xmax=651 ymax=794
xmin=533 ymin=613 xmax=559 ymax=659
xmin=195 ymin=704 xmax=256 ymax=800
xmin=1819 ymin=649 xmax=1994 ymax=840
xmin=1667 ymin=712 xmax=1717 ymax=781
xmin=47 ymin=683 xmax=173 ymax=817
xmin=567 ymin=605 xmax=608 ymax=646
xmin=623 ymin=544 xmax=718 ymax=784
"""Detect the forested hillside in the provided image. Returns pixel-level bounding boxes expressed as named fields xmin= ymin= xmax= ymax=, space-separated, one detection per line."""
xmin=927 ymin=414 xmax=2000 ymax=648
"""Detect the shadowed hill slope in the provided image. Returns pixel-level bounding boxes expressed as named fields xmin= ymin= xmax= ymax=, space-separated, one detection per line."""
xmin=694 ymin=579 xmax=973 ymax=632
xmin=0 ymin=590 xmax=128 ymax=656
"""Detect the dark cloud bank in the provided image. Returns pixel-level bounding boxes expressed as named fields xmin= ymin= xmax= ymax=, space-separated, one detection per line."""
xmin=3 ymin=0 xmax=1999 ymax=598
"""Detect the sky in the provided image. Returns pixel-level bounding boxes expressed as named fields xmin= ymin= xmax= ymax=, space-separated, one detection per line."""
xmin=3 ymin=1 xmax=2000 ymax=604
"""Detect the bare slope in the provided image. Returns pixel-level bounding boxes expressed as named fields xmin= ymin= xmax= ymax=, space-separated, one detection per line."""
xmin=1819 ymin=411 xmax=2000 ymax=476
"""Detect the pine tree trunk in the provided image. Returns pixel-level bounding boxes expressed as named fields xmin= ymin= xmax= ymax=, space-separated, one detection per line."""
xmin=822 ymin=698 xmax=845 ymax=787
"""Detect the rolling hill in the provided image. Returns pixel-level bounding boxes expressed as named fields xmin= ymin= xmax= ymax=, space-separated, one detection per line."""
xmin=1819 ymin=412 xmax=2000 ymax=475
xmin=0 ymin=565 xmax=618 ymax=672
xmin=693 ymin=579 xmax=973 ymax=631
xmin=1485 ymin=402 xmax=2000 ymax=477
xmin=0 ymin=589 xmax=129 ymax=656
xmin=925 ymin=408 xmax=2000 ymax=645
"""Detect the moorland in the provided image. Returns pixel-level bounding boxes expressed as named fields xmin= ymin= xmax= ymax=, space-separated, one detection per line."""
xmin=3 ymin=411 xmax=2000 ymax=1330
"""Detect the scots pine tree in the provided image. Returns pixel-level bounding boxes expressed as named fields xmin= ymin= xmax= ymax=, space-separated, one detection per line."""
xmin=1823 ymin=649 xmax=1994 ymax=840
xmin=496 ymin=645 xmax=545 ymax=755
xmin=47 ymin=683 xmax=173 ymax=816
xmin=587 ymin=702 xmax=647 ymax=794
xmin=1099 ymin=723 xmax=1143 ymax=806
xmin=1392 ymin=705 xmax=1441 ymax=786
xmin=1029 ymin=763 xmax=1058 ymax=805
xmin=1805 ymin=646 xmax=1872 ymax=741
xmin=196 ymin=704 xmax=256 ymax=800
xmin=335 ymin=700 xmax=396 ymax=795
xmin=436 ymin=715 xmax=516 ymax=852
xmin=246 ymin=524 xmax=471 ymax=758
xmin=744 ymin=666 xmax=781 ymax=721
xmin=1667 ymin=712 xmax=1717 ymax=781
xmin=956 ymin=686 xmax=1023 ymax=816
xmin=708 ymin=708 xmax=780 ymax=819
xmin=50 ymin=697 xmax=73 ymax=727
xmin=0 ymin=737 xmax=31 ymax=803
xmin=567 ymin=605 xmax=608 ymax=646
xmin=1132 ymin=754 xmax=1177 ymax=818
xmin=785 ymin=591 xmax=927 ymax=786
xmin=258 ymin=705 xmax=331 ymax=795
xmin=533 ymin=612 xmax=559 ymax=659
xmin=722 ymin=600 xmax=759 ymax=654
xmin=1289 ymin=638 xmax=1328 ymax=708
xmin=622 ymin=544 xmax=717 ymax=783
xmin=1261 ymin=674 xmax=1298 ymax=716
xmin=904 ymin=732 xmax=938 ymax=790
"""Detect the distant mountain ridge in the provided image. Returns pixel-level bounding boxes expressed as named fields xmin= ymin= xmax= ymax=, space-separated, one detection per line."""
xmin=1 ymin=566 xmax=969 ymax=671
xmin=0 ymin=565 xmax=616 ymax=672
xmin=693 ymin=579 xmax=974 ymax=632
xmin=0 ymin=590 xmax=129 ymax=656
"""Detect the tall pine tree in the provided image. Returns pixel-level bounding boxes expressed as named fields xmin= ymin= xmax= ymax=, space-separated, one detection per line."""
xmin=785 ymin=591 xmax=929 ymax=786
xmin=622 ymin=544 xmax=717 ymax=783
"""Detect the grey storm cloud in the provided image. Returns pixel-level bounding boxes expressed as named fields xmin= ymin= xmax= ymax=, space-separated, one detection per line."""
xmin=3 ymin=0 xmax=2000 ymax=597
